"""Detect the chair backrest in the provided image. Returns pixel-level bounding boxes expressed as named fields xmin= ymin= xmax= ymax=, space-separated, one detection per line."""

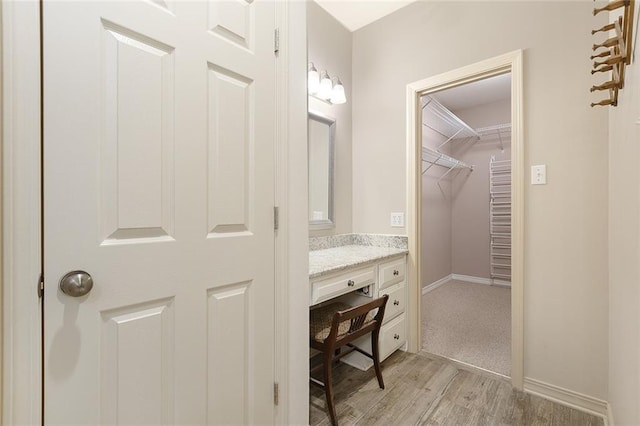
xmin=327 ymin=295 xmax=389 ymax=347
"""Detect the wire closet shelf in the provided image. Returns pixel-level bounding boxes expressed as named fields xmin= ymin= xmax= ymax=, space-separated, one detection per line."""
xmin=421 ymin=95 xmax=512 ymax=179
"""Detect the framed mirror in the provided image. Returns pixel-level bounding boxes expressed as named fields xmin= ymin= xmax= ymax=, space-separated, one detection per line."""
xmin=308 ymin=111 xmax=335 ymax=229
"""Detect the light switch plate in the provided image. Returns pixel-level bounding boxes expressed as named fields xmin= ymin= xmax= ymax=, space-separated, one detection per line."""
xmin=531 ymin=165 xmax=547 ymax=185
xmin=390 ymin=212 xmax=404 ymax=227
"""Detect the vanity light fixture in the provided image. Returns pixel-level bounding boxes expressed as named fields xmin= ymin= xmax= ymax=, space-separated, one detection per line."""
xmin=317 ymin=70 xmax=334 ymax=100
xmin=308 ymin=62 xmax=320 ymax=95
xmin=330 ymin=77 xmax=346 ymax=105
xmin=308 ymin=62 xmax=347 ymax=105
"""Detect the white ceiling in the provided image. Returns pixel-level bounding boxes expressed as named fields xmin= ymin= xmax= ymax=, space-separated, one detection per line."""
xmin=428 ymin=73 xmax=512 ymax=112
xmin=313 ymin=0 xmax=421 ymax=32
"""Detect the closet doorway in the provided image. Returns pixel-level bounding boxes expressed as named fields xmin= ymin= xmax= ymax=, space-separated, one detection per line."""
xmin=420 ymin=74 xmax=512 ymax=377
xmin=406 ymin=51 xmax=524 ymax=388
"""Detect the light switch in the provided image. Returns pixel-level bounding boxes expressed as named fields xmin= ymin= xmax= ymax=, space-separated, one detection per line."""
xmin=390 ymin=212 xmax=404 ymax=227
xmin=531 ymin=165 xmax=547 ymax=185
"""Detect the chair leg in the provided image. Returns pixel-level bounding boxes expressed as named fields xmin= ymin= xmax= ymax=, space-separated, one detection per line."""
xmin=323 ymin=348 xmax=338 ymax=426
xmin=371 ymin=331 xmax=385 ymax=390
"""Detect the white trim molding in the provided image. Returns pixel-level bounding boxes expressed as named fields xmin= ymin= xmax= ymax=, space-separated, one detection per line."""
xmin=606 ymin=402 xmax=614 ymax=426
xmin=274 ymin=1 xmax=309 ymax=424
xmin=406 ymin=49 xmax=524 ymax=390
xmin=422 ymin=274 xmax=453 ymax=294
xmin=2 ymin=1 xmax=43 ymax=424
xmin=422 ymin=275 xmax=512 ymax=295
xmin=451 ymin=274 xmax=511 ymax=287
xmin=422 ymin=274 xmax=513 ymax=295
xmin=524 ymin=377 xmax=608 ymax=420
xmin=451 ymin=274 xmax=492 ymax=285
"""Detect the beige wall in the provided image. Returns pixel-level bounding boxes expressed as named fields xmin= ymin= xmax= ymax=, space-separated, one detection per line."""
xmin=608 ymin=8 xmax=640 ymax=425
xmin=308 ymin=2 xmax=352 ymax=236
xmin=451 ymin=100 xmax=510 ymax=279
xmin=352 ymin=1 xmax=608 ymax=400
xmin=421 ymin=116 xmax=452 ymax=286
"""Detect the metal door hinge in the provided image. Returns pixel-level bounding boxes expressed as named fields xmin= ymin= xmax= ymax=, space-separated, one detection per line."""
xmin=274 ymin=382 xmax=279 ymax=406
xmin=37 ymin=273 xmax=44 ymax=298
xmin=274 ymin=206 xmax=279 ymax=230
xmin=274 ymin=28 xmax=280 ymax=54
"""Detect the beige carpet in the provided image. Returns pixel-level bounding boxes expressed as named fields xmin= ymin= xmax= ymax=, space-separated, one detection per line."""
xmin=421 ymin=280 xmax=511 ymax=376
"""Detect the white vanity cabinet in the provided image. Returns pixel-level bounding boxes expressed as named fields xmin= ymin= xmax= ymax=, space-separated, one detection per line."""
xmin=378 ymin=257 xmax=406 ymax=291
xmin=309 ymin=252 xmax=408 ymax=371
xmin=310 ymin=265 xmax=375 ymax=306
xmin=377 ymin=257 xmax=407 ymax=361
xmin=379 ymin=314 xmax=407 ymax=361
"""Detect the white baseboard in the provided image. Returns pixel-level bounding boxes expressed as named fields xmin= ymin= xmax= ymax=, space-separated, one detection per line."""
xmin=422 ymin=274 xmax=513 ymax=294
xmin=492 ymin=279 xmax=512 ymax=287
xmin=452 ymin=274 xmax=511 ymax=287
xmin=422 ymin=274 xmax=453 ymax=294
xmin=524 ymin=377 xmax=608 ymax=420
xmin=451 ymin=274 xmax=492 ymax=285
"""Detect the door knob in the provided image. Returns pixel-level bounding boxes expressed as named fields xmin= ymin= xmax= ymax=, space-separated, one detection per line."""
xmin=59 ymin=270 xmax=93 ymax=297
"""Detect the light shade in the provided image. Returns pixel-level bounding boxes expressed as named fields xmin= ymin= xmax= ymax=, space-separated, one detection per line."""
xmin=308 ymin=62 xmax=319 ymax=95
xmin=330 ymin=78 xmax=346 ymax=104
xmin=317 ymin=71 xmax=333 ymax=100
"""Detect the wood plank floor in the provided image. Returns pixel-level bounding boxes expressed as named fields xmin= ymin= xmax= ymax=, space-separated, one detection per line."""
xmin=309 ymin=351 xmax=604 ymax=426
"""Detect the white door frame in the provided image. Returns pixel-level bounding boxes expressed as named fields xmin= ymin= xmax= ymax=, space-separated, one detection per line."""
xmin=1 ymin=2 xmax=308 ymax=424
xmin=2 ymin=1 xmax=43 ymax=424
xmin=406 ymin=50 xmax=524 ymax=389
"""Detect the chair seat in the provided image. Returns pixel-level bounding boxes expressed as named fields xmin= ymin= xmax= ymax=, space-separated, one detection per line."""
xmin=310 ymin=302 xmax=374 ymax=342
xmin=309 ymin=295 xmax=388 ymax=426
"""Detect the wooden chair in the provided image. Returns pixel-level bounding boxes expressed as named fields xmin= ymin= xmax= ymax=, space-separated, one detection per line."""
xmin=309 ymin=295 xmax=389 ymax=426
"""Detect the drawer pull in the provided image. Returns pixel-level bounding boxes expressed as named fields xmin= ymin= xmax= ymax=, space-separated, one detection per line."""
xmin=394 ymin=334 xmax=400 ymax=340
xmin=347 ymin=279 xmax=355 ymax=287
xmin=393 ymin=269 xmax=399 ymax=276
xmin=393 ymin=300 xmax=400 ymax=306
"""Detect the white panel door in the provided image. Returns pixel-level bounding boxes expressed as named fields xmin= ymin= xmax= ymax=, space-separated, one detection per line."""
xmin=43 ymin=1 xmax=276 ymax=424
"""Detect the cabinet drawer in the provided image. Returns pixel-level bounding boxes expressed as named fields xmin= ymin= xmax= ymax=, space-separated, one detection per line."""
xmin=378 ymin=257 xmax=406 ymax=290
xmin=379 ymin=283 xmax=405 ymax=323
xmin=379 ymin=313 xmax=406 ymax=361
xmin=310 ymin=266 xmax=375 ymax=305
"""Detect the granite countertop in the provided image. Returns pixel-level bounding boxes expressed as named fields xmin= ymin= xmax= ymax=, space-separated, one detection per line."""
xmin=309 ymin=245 xmax=408 ymax=279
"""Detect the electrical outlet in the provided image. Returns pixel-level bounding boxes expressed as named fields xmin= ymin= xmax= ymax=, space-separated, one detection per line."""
xmin=390 ymin=212 xmax=404 ymax=227
xmin=531 ymin=165 xmax=547 ymax=185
